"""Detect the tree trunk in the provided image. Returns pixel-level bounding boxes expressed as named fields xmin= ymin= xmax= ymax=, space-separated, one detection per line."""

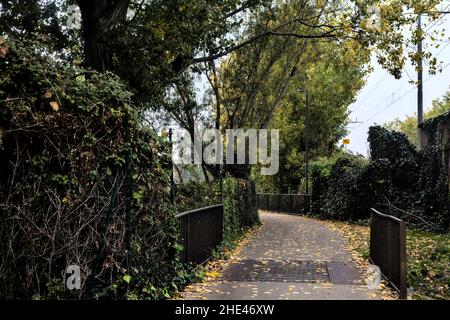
xmin=77 ymin=0 xmax=129 ymax=72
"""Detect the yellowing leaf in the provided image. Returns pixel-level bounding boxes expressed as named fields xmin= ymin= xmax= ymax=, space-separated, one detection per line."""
xmin=50 ymin=101 xmax=60 ymax=111
xmin=123 ymin=274 xmax=131 ymax=284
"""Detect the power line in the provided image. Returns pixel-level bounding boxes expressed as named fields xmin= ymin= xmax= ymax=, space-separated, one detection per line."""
xmin=349 ymin=5 xmax=450 ymax=133
xmin=351 ymin=69 xmax=410 ymax=120
xmin=351 ymin=72 xmax=388 ymax=111
xmin=352 ymin=60 xmax=450 ymax=131
xmin=351 ymin=32 xmax=450 ymax=130
xmin=424 ymin=4 xmax=450 ymax=32
xmin=351 ymin=9 xmax=450 ymax=119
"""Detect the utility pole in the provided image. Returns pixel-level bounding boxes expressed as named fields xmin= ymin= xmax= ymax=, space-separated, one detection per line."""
xmin=417 ymin=14 xmax=424 ymax=148
xmin=415 ymin=10 xmax=450 ymax=147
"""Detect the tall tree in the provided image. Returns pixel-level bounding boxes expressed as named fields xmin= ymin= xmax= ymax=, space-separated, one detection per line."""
xmin=77 ymin=0 xmax=130 ymax=72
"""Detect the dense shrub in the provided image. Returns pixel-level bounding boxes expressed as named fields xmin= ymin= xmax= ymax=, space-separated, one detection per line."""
xmin=313 ymin=154 xmax=371 ymax=220
xmin=311 ymin=125 xmax=449 ymax=231
xmin=310 ymin=157 xmax=333 ymax=215
xmin=368 ymin=125 xmax=420 ymax=202
xmin=0 ymin=38 xmax=180 ymax=299
xmin=175 ymin=180 xmax=221 ymax=212
xmin=368 ymin=125 xmax=448 ymax=231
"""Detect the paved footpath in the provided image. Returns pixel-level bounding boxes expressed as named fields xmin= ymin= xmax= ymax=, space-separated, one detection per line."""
xmin=180 ymin=211 xmax=382 ymax=300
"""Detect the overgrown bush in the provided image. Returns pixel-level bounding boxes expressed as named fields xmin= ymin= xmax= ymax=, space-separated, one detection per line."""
xmin=311 ymin=125 xmax=449 ymax=231
xmin=310 ymin=157 xmax=333 ymax=215
xmin=368 ymin=125 xmax=448 ymax=231
xmin=0 ymin=38 xmax=181 ymax=299
xmin=368 ymin=125 xmax=420 ymax=210
xmin=314 ymin=154 xmax=371 ymax=220
xmin=175 ymin=180 xmax=221 ymax=212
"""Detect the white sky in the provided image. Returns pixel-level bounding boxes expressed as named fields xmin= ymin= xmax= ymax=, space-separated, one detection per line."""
xmin=346 ymin=11 xmax=450 ymax=155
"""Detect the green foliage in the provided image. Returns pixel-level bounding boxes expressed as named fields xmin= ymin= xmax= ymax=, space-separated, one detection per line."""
xmin=175 ymin=180 xmax=221 ymax=212
xmin=407 ymin=229 xmax=450 ymax=299
xmin=0 ymin=38 xmax=180 ymax=299
xmin=222 ymin=178 xmax=241 ymax=246
xmin=312 ymin=153 xmax=371 ymax=221
xmin=311 ymin=157 xmax=334 ymax=215
xmin=311 ymin=125 xmax=449 ymax=231
xmin=418 ymin=113 xmax=450 ymax=231
xmin=368 ymin=125 xmax=449 ymax=231
xmin=368 ymin=125 xmax=420 ymax=210
xmin=243 ymin=10 xmax=368 ymax=193
xmin=235 ymin=179 xmax=259 ymax=229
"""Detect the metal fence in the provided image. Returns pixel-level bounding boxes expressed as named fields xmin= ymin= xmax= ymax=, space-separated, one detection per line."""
xmin=175 ymin=204 xmax=223 ymax=264
xmin=370 ymin=208 xmax=407 ymax=299
xmin=256 ymin=193 xmax=310 ymax=214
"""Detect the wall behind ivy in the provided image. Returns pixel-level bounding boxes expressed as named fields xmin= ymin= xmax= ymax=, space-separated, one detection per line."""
xmin=311 ymin=125 xmax=449 ymax=232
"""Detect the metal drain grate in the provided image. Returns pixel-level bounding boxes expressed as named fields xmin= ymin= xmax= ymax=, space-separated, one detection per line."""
xmin=222 ymin=259 xmax=364 ymax=285
xmin=222 ymin=260 xmax=330 ymax=283
xmin=326 ymin=261 xmax=363 ymax=285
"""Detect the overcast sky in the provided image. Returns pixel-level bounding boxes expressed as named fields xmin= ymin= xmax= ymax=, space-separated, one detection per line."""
xmin=346 ymin=11 xmax=450 ymax=156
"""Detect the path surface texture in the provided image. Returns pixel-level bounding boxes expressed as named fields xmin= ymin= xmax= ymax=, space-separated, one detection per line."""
xmin=180 ymin=211 xmax=383 ymax=300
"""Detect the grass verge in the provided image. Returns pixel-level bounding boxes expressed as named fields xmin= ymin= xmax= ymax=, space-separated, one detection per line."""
xmin=324 ymin=219 xmax=449 ymax=300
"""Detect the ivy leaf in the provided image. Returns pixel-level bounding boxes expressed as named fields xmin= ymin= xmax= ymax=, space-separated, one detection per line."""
xmin=123 ymin=274 xmax=132 ymax=284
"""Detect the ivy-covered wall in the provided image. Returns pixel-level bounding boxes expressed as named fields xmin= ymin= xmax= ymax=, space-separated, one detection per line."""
xmin=420 ymin=112 xmax=450 ymax=231
xmin=311 ymin=125 xmax=449 ymax=232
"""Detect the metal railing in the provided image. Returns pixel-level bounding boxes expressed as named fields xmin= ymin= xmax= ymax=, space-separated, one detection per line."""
xmin=370 ymin=208 xmax=407 ymax=299
xmin=256 ymin=193 xmax=310 ymax=214
xmin=175 ymin=204 xmax=223 ymax=264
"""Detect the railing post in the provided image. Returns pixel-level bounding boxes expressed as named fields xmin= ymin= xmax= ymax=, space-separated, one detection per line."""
xmin=370 ymin=208 xmax=407 ymax=299
xmin=186 ymin=213 xmax=190 ymax=263
xmin=175 ymin=204 xmax=223 ymax=264
xmin=398 ymin=219 xmax=407 ymax=299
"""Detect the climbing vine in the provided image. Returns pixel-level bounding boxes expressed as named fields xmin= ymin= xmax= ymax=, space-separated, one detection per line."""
xmin=311 ymin=125 xmax=449 ymax=231
xmin=0 ymin=38 xmax=180 ymax=299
